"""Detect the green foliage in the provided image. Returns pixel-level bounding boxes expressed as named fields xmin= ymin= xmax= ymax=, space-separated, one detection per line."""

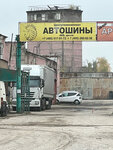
xmin=83 ymin=57 xmax=111 ymax=72
xmin=96 ymin=57 xmax=111 ymax=72
xmin=92 ymin=61 xmax=97 ymax=72
xmin=69 ymin=5 xmax=76 ymax=10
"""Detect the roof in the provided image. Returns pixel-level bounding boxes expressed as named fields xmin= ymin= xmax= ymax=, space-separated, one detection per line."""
xmin=0 ymin=34 xmax=7 ymax=39
xmin=62 ymin=91 xmax=79 ymax=93
xmin=27 ymin=5 xmax=82 ymax=13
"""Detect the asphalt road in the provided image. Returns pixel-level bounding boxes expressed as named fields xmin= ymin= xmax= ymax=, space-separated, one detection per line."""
xmin=0 ymin=100 xmax=113 ymax=150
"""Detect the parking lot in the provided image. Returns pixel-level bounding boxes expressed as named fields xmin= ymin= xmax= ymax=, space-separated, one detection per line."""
xmin=0 ymin=100 xmax=113 ymax=150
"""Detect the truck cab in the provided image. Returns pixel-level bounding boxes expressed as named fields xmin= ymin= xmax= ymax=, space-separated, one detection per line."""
xmin=12 ymin=65 xmax=55 ymax=111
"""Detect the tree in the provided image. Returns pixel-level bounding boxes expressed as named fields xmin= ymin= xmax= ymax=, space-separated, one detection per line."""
xmin=69 ymin=5 xmax=76 ymax=10
xmin=96 ymin=57 xmax=111 ymax=72
xmin=83 ymin=57 xmax=111 ymax=72
xmin=92 ymin=61 xmax=97 ymax=72
xmin=87 ymin=62 xmax=93 ymax=72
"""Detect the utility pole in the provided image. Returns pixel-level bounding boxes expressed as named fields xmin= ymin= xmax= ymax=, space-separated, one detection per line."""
xmin=8 ymin=33 xmax=13 ymax=69
xmin=62 ymin=41 xmax=64 ymax=68
xmin=71 ymin=41 xmax=74 ymax=72
xmin=16 ymin=35 xmax=21 ymax=113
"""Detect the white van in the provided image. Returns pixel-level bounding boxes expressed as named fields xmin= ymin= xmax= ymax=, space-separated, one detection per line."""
xmin=0 ymin=81 xmax=7 ymax=116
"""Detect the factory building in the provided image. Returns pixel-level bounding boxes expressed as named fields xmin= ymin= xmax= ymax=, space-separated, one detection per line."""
xmin=26 ymin=5 xmax=83 ymax=72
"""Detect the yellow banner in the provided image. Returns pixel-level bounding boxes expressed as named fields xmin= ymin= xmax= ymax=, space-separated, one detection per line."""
xmin=20 ymin=22 xmax=96 ymax=41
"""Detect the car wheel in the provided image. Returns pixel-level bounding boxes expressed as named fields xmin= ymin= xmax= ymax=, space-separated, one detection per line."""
xmin=74 ymin=100 xmax=80 ymax=105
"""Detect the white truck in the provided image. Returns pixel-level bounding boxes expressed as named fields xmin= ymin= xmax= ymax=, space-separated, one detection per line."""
xmin=0 ymin=81 xmax=8 ymax=116
xmin=12 ymin=65 xmax=55 ymax=111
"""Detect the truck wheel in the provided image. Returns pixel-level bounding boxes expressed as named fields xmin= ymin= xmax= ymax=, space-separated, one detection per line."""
xmin=38 ymin=106 xmax=42 ymax=111
xmin=38 ymin=101 xmax=42 ymax=111
xmin=46 ymin=100 xmax=52 ymax=109
xmin=12 ymin=106 xmax=16 ymax=111
xmin=48 ymin=103 xmax=51 ymax=109
xmin=42 ymin=99 xmax=46 ymax=110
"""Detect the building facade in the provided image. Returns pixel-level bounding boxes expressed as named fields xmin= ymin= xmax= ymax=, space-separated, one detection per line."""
xmin=0 ymin=34 xmax=8 ymax=69
xmin=1 ymin=33 xmax=60 ymax=93
xmin=27 ymin=5 xmax=83 ymax=72
xmin=0 ymin=34 xmax=7 ymax=60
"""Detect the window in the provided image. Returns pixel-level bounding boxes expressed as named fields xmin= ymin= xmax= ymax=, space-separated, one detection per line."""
xmin=77 ymin=94 xmax=81 ymax=96
xmin=55 ymin=13 xmax=61 ymax=20
xmin=42 ymin=14 xmax=46 ymax=21
xmin=34 ymin=14 xmax=37 ymax=21
xmin=0 ymin=46 xmax=2 ymax=55
xmin=37 ymin=14 xmax=41 ymax=20
xmin=62 ymin=93 xmax=68 ymax=97
xmin=31 ymin=14 xmax=34 ymax=21
xmin=59 ymin=94 xmax=62 ymax=97
xmin=0 ymin=43 xmax=3 ymax=59
xmin=68 ymin=93 xmax=76 ymax=96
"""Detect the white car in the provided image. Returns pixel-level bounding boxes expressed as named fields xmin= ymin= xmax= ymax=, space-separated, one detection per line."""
xmin=56 ymin=91 xmax=82 ymax=105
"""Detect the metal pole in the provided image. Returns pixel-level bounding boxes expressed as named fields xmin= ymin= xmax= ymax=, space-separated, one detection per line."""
xmin=62 ymin=41 xmax=64 ymax=68
xmin=16 ymin=35 xmax=21 ymax=113
xmin=28 ymin=71 xmax=30 ymax=112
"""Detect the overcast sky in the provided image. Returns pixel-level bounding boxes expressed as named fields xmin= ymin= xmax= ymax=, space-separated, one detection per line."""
xmin=1 ymin=0 xmax=113 ymax=70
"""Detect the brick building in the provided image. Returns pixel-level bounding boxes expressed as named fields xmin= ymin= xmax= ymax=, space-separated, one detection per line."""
xmin=0 ymin=34 xmax=8 ymax=69
xmin=2 ymin=36 xmax=60 ymax=92
xmin=0 ymin=34 xmax=7 ymax=60
xmin=26 ymin=5 xmax=83 ymax=72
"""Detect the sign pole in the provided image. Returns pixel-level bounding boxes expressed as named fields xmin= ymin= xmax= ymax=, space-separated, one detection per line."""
xmin=16 ymin=35 xmax=21 ymax=113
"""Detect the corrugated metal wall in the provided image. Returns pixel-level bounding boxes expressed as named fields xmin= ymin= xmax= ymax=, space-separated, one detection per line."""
xmin=60 ymin=76 xmax=113 ymax=99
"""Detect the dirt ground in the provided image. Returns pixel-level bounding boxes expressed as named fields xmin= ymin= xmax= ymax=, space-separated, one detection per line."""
xmin=0 ymin=100 xmax=113 ymax=150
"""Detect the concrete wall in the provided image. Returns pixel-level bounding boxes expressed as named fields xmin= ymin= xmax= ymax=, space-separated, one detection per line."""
xmin=60 ymin=73 xmax=113 ymax=99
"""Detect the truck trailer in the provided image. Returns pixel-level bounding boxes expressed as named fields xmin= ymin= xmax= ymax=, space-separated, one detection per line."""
xmin=12 ymin=65 xmax=56 ymax=111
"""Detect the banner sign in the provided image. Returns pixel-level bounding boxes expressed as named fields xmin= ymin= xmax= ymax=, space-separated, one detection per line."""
xmin=97 ymin=22 xmax=113 ymax=41
xmin=0 ymin=68 xmax=17 ymax=81
xmin=19 ymin=22 xmax=96 ymax=42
